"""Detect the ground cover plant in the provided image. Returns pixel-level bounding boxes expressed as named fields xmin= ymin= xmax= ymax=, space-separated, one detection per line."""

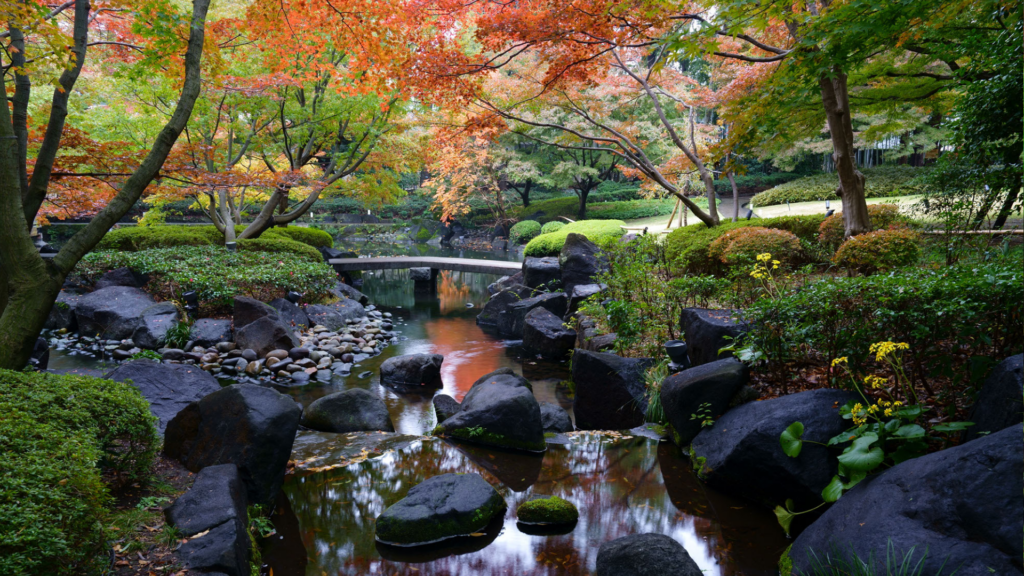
xmin=96 ymin=225 xmax=333 ymax=262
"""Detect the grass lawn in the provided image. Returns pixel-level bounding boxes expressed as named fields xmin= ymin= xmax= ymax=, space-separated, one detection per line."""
xmin=753 ymin=195 xmax=924 ymax=218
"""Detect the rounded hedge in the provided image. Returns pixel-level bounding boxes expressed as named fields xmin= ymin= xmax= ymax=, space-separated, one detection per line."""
xmin=818 ymin=204 xmax=903 ymax=248
xmin=524 ymin=220 xmax=626 ymax=256
xmin=833 ymin=228 xmax=921 ymax=274
xmin=510 ymin=220 xmax=542 ymax=245
xmin=236 ymin=237 xmax=322 ymax=263
xmin=97 ymin=224 xmax=331 ymax=259
xmin=750 ymin=166 xmax=927 ymax=208
xmin=540 ymin=221 xmax=565 ymax=234
xmin=264 ymin=226 xmax=334 ymax=248
xmin=709 ymin=227 xmax=802 ymax=267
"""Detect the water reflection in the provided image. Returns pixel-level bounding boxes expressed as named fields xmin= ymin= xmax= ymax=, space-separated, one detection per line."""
xmin=266 ymin=433 xmax=787 ymax=576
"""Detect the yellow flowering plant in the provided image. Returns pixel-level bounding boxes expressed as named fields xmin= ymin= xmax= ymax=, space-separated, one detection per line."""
xmin=749 ymin=252 xmax=783 ymax=299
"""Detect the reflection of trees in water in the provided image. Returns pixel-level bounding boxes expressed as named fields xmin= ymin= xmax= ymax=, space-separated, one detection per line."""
xmin=272 ymin=434 xmax=783 ymax=576
xmin=437 ymin=270 xmax=472 ymax=314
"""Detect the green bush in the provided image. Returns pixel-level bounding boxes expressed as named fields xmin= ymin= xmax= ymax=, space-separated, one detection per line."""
xmin=540 ymin=221 xmax=565 ymax=234
xmin=509 ymin=220 xmax=542 ymax=245
xmin=524 ymin=220 xmax=626 ymax=256
xmin=588 ymin=198 xmax=676 ymax=220
xmin=263 ymin=226 xmax=334 ymax=248
xmin=818 ymin=204 xmax=904 ymax=249
xmin=75 ymin=246 xmax=336 ymax=315
xmin=833 ymin=228 xmax=921 ymax=274
xmin=750 ymin=167 xmax=928 ymax=208
xmin=98 ymin=224 xmax=330 ymax=257
xmin=236 ymin=237 xmax=323 ymax=263
xmin=708 ymin=227 xmax=803 ymax=267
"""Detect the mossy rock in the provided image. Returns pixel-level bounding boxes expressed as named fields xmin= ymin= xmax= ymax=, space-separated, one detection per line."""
xmin=375 ymin=473 xmax=506 ymax=546
xmin=516 ymin=495 xmax=579 ymax=525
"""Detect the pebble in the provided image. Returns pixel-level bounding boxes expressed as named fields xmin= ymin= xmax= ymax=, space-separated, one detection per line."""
xmin=266 ymin=349 xmax=289 ymax=360
xmin=241 ymin=349 xmax=258 ymax=362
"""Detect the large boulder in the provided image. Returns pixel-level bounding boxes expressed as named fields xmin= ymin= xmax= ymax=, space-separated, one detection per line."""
xmin=487 ymin=272 xmax=523 ymax=295
xmin=522 ymin=307 xmax=576 ymax=359
xmin=331 ymin=281 xmax=369 ymax=305
xmin=661 ymin=358 xmax=748 ymax=446
xmin=304 ymin=298 xmax=365 ymax=331
xmin=300 ymin=388 xmax=395 ymax=433
xmin=691 ymin=388 xmax=858 ymax=508
xmin=132 ymin=302 xmax=180 ymax=349
xmin=540 ymin=402 xmax=573 ymax=433
xmin=790 ymin=424 xmax=1023 ymax=576
xmin=559 ymin=233 xmax=608 ymax=296
xmin=268 ymin=298 xmax=310 ymax=330
xmin=678 ymin=308 xmax=749 ymax=367
xmin=436 ymin=370 xmax=545 ymax=452
xmin=106 ymin=359 xmax=220 ymax=433
xmin=432 ymin=394 xmax=461 ymax=422
xmin=191 ymin=318 xmax=233 ymax=348
xmin=572 ymin=349 xmax=654 ymax=430
xmin=499 ymin=291 xmax=568 ymax=338
xmin=44 ymin=291 xmax=80 ymax=331
xmin=232 ymin=296 xmax=276 ymax=330
xmin=476 ymin=284 xmax=536 ymax=327
xmin=523 ymin=257 xmax=561 ymax=290
xmin=380 ymin=353 xmax=443 ymax=388
xmin=596 ymin=533 xmax=703 ymax=576
xmin=75 ymin=286 xmax=155 ymax=339
xmin=470 ymin=367 xmax=532 ymax=390
xmin=164 ymin=384 xmax=301 ymax=505
xmin=165 ymin=464 xmax=250 ymax=576
xmin=94 ymin=266 xmax=147 ymax=290
xmin=964 ymin=354 xmax=1022 ymax=442
xmin=565 ymin=283 xmax=604 ymax=320
xmin=234 ymin=316 xmax=299 ymax=358
xmin=375 ymin=472 xmax=506 ymax=546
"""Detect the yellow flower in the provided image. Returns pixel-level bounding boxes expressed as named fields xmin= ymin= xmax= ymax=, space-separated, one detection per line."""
xmin=757 ymin=253 xmax=772 ymax=262
xmin=884 ymin=408 xmax=893 ymax=417
xmin=869 ymin=341 xmax=910 ymax=362
xmin=864 ymin=375 xmax=887 ymax=389
xmin=893 ymin=401 xmax=903 ymax=407
xmin=831 ymin=357 xmax=848 ymax=367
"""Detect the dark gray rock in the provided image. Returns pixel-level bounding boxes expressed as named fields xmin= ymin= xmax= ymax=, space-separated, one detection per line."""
xmin=300 ymin=388 xmax=395 ymax=433
xmin=487 ymin=272 xmax=524 ymax=295
xmin=522 ymin=307 xmax=576 ymax=359
xmin=409 ymin=267 xmax=432 ymax=282
xmin=596 ymin=533 xmax=702 ymax=576
xmin=75 ymin=286 xmax=155 ymax=339
xmin=132 ymin=302 xmax=180 ymax=349
xmin=565 ymin=283 xmax=604 ymax=319
xmin=470 ymin=367 xmax=532 ymax=391
xmin=540 ymin=402 xmax=573 ymax=433
xmin=234 ymin=316 xmax=299 ymax=358
xmin=268 ymin=298 xmax=310 ymax=330
xmin=164 ymin=384 xmax=301 ymax=505
xmin=318 ymin=246 xmax=347 ymax=261
xmin=191 ymin=318 xmax=233 ymax=347
xmin=380 ymin=353 xmax=443 ymax=388
xmin=661 ymin=358 xmax=748 ymax=446
xmin=678 ymin=308 xmax=749 ymax=367
xmin=94 ymin=266 xmax=148 ymax=290
xmin=791 ymin=424 xmax=1023 ymax=576
xmin=559 ymin=233 xmax=608 ymax=296
xmin=499 ymin=291 xmax=568 ymax=338
xmin=305 ymin=299 xmax=365 ymax=331
xmin=691 ymin=388 xmax=859 ymax=508
xmin=375 ymin=472 xmax=506 ymax=546
xmin=964 ymin=354 xmax=1023 ymax=442
xmin=165 ymin=463 xmax=248 ymax=538
xmin=437 ymin=377 xmax=545 ymax=452
xmin=30 ymin=337 xmax=49 ymax=371
xmin=432 ymin=394 xmax=461 ymax=422
xmin=572 ymin=349 xmax=654 ymax=431
xmin=288 ymin=347 xmax=310 ymax=360
xmin=44 ymin=291 xmax=80 ymax=331
xmin=575 ymin=315 xmax=616 ymax=352
xmin=524 ymin=257 xmax=561 ymax=290
xmin=233 ymin=296 xmax=277 ymax=330
xmin=476 ymin=284 xmax=536 ymax=327
xmin=106 ymin=359 xmax=220 ymax=433
xmin=176 ymin=516 xmax=249 ymax=576
xmin=331 ymin=281 xmax=369 ymax=305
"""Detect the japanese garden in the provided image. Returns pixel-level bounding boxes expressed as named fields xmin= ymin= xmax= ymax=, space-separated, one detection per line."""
xmin=0 ymin=1 xmax=1021 ymax=575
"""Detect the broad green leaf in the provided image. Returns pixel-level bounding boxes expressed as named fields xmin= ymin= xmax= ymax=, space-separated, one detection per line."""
xmin=822 ymin=475 xmax=844 ymax=502
xmin=893 ymin=424 xmax=926 ymax=439
xmin=932 ymin=421 xmax=974 ymax=432
xmin=836 ymin=434 xmax=884 ymax=472
xmin=773 ymin=502 xmax=796 ymax=537
xmin=890 ymin=439 xmax=929 ymax=464
xmin=780 ymin=422 xmax=805 ymax=457
xmin=828 ymin=430 xmax=858 ymax=446
xmin=895 ymin=405 xmax=923 ymax=419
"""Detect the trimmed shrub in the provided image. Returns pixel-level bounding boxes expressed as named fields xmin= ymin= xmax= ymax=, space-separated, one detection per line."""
xmin=708 ymin=227 xmax=802 ymax=267
xmin=750 ymin=166 xmax=928 ymax=208
xmin=236 ymin=237 xmax=323 ymax=263
xmin=818 ymin=204 xmax=904 ymax=248
xmin=263 ymin=226 xmax=334 ymax=248
xmin=833 ymin=228 xmax=921 ymax=274
xmin=540 ymin=221 xmax=565 ymax=234
xmin=524 ymin=220 xmax=626 ymax=256
xmin=97 ymin=224 xmax=331 ymax=255
xmin=510 ymin=220 xmax=542 ymax=245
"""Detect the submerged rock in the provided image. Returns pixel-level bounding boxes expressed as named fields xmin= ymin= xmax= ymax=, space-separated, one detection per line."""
xmin=380 ymin=353 xmax=444 ymax=388
xmin=374 ymin=473 xmax=506 ymax=546
xmin=476 ymin=284 xmax=536 ymax=327
xmin=300 ymin=388 xmax=395 ymax=434
xmin=572 ymin=349 xmax=654 ymax=430
xmin=539 ymin=402 xmax=574 ymax=433
xmin=516 ymin=495 xmax=578 ymax=525
xmin=596 ymin=533 xmax=702 ymax=576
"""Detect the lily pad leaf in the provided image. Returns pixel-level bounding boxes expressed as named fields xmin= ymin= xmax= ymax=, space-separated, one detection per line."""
xmin=780 ymin=421 xmax=804 ymax=458
xmin=836 ymin=433 xmax=884 ymax=472
xmin=822 ymin=475 xmax=844 ymax=502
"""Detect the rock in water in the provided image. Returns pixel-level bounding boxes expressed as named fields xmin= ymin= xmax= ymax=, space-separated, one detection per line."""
xmin=105 ymin=359 xmax=220 ymax=433
xmin=191 ymin=318 xmax=233 ymax=347
xmin=304 ymin=299 xmax=366 ymax=331
xmin=300 ymin=388 xmax=395 ymax=433
xmin=470 ymin=367 xmax=532 ymax=391
xmin=523 ymin=257 xmax=561 ymax=290
xmin=690 ymin=388 xmax=858 ymax=508
xmin=380 ymin=353 xmax=444 ymax=388
xmin=374 ymin=473 xmax=506 ymax=546
xmin=268 ymin=298 xmax=310 ymax=330
xmin=476 ymin=284 xmax=536 ymax=327
xmin=75 ymin=286 xmax=155 ymax=339
xmin=522 ymin=307 xmax=576 ymax=360
xmin=516 ymin=495 xmax=578 ymax=525
xmin=790 ymin=424 xmax=1023 ymax=576
xmin=45 ymin=291 xmax=80 ymax=331
xmin=234 ymin=316 xmax=299 ymax=358
xmin=132 ymin=302 xmax=180 ymax=349
xmin=432 ymin=394 xmax=461 ymax=422
xmin=559 ymin=233 xmax=608 ymax=296
xmin=232 ymin=296 xmax=277 ymax=330
xmin=164 ymin=384 xmax=301 ymax=505
xmin=678 ymin=308 xmax=749 ymax=367
xmin=436 ymin=370 xmax=545 ymax=452
xmin=596 ymin=533 xmax=703 ymax=576
xmin=165 ymin=464 xmax=250 ymax=576
xmin=499 ymin=291 xmax=568 ymax=338
xmin=572 ymin=350 xmax=654 ymax=430
xmin=964 ymin=354 xmax=1022 ymax=442
xmin=661 ymin=358 xmax=748 ymax=446
xmin=539 ymin=402 xmax=574 ymax=433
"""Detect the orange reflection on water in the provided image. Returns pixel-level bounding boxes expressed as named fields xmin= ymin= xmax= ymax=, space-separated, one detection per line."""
xmin=437 ymin=270 xmax=471 ymax=315
xmin=422 ymin=316 xmax=503 ymax=401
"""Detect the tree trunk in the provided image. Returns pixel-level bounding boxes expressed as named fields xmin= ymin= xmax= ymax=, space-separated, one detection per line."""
xmin=518 ymin=181 xmax=532 ymax=208
xmin=993 ymin=173 xmax=1022 ymax=229
xmin=727 ymin=171 xmax=740 ymax=222
xmin=576 ymin=185 xmax=593 ymax=220
xmin=219 ymin=189 xmax=236 ymax=243
xmin=819 ymin=68 xmax=870 ymax=238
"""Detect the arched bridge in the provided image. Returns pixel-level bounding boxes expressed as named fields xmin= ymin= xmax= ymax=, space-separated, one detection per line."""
xmin=328 ymin=256 xmax=522 ymax=277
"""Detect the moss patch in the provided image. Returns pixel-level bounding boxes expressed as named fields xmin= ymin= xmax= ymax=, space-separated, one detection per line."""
xmin=779 ymin=544 xmax=794 ymax=575
xmin=517 ymin=496 xmax=579 ymax=525
xmin=523 ymin=220 xmax=626 ymax=256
